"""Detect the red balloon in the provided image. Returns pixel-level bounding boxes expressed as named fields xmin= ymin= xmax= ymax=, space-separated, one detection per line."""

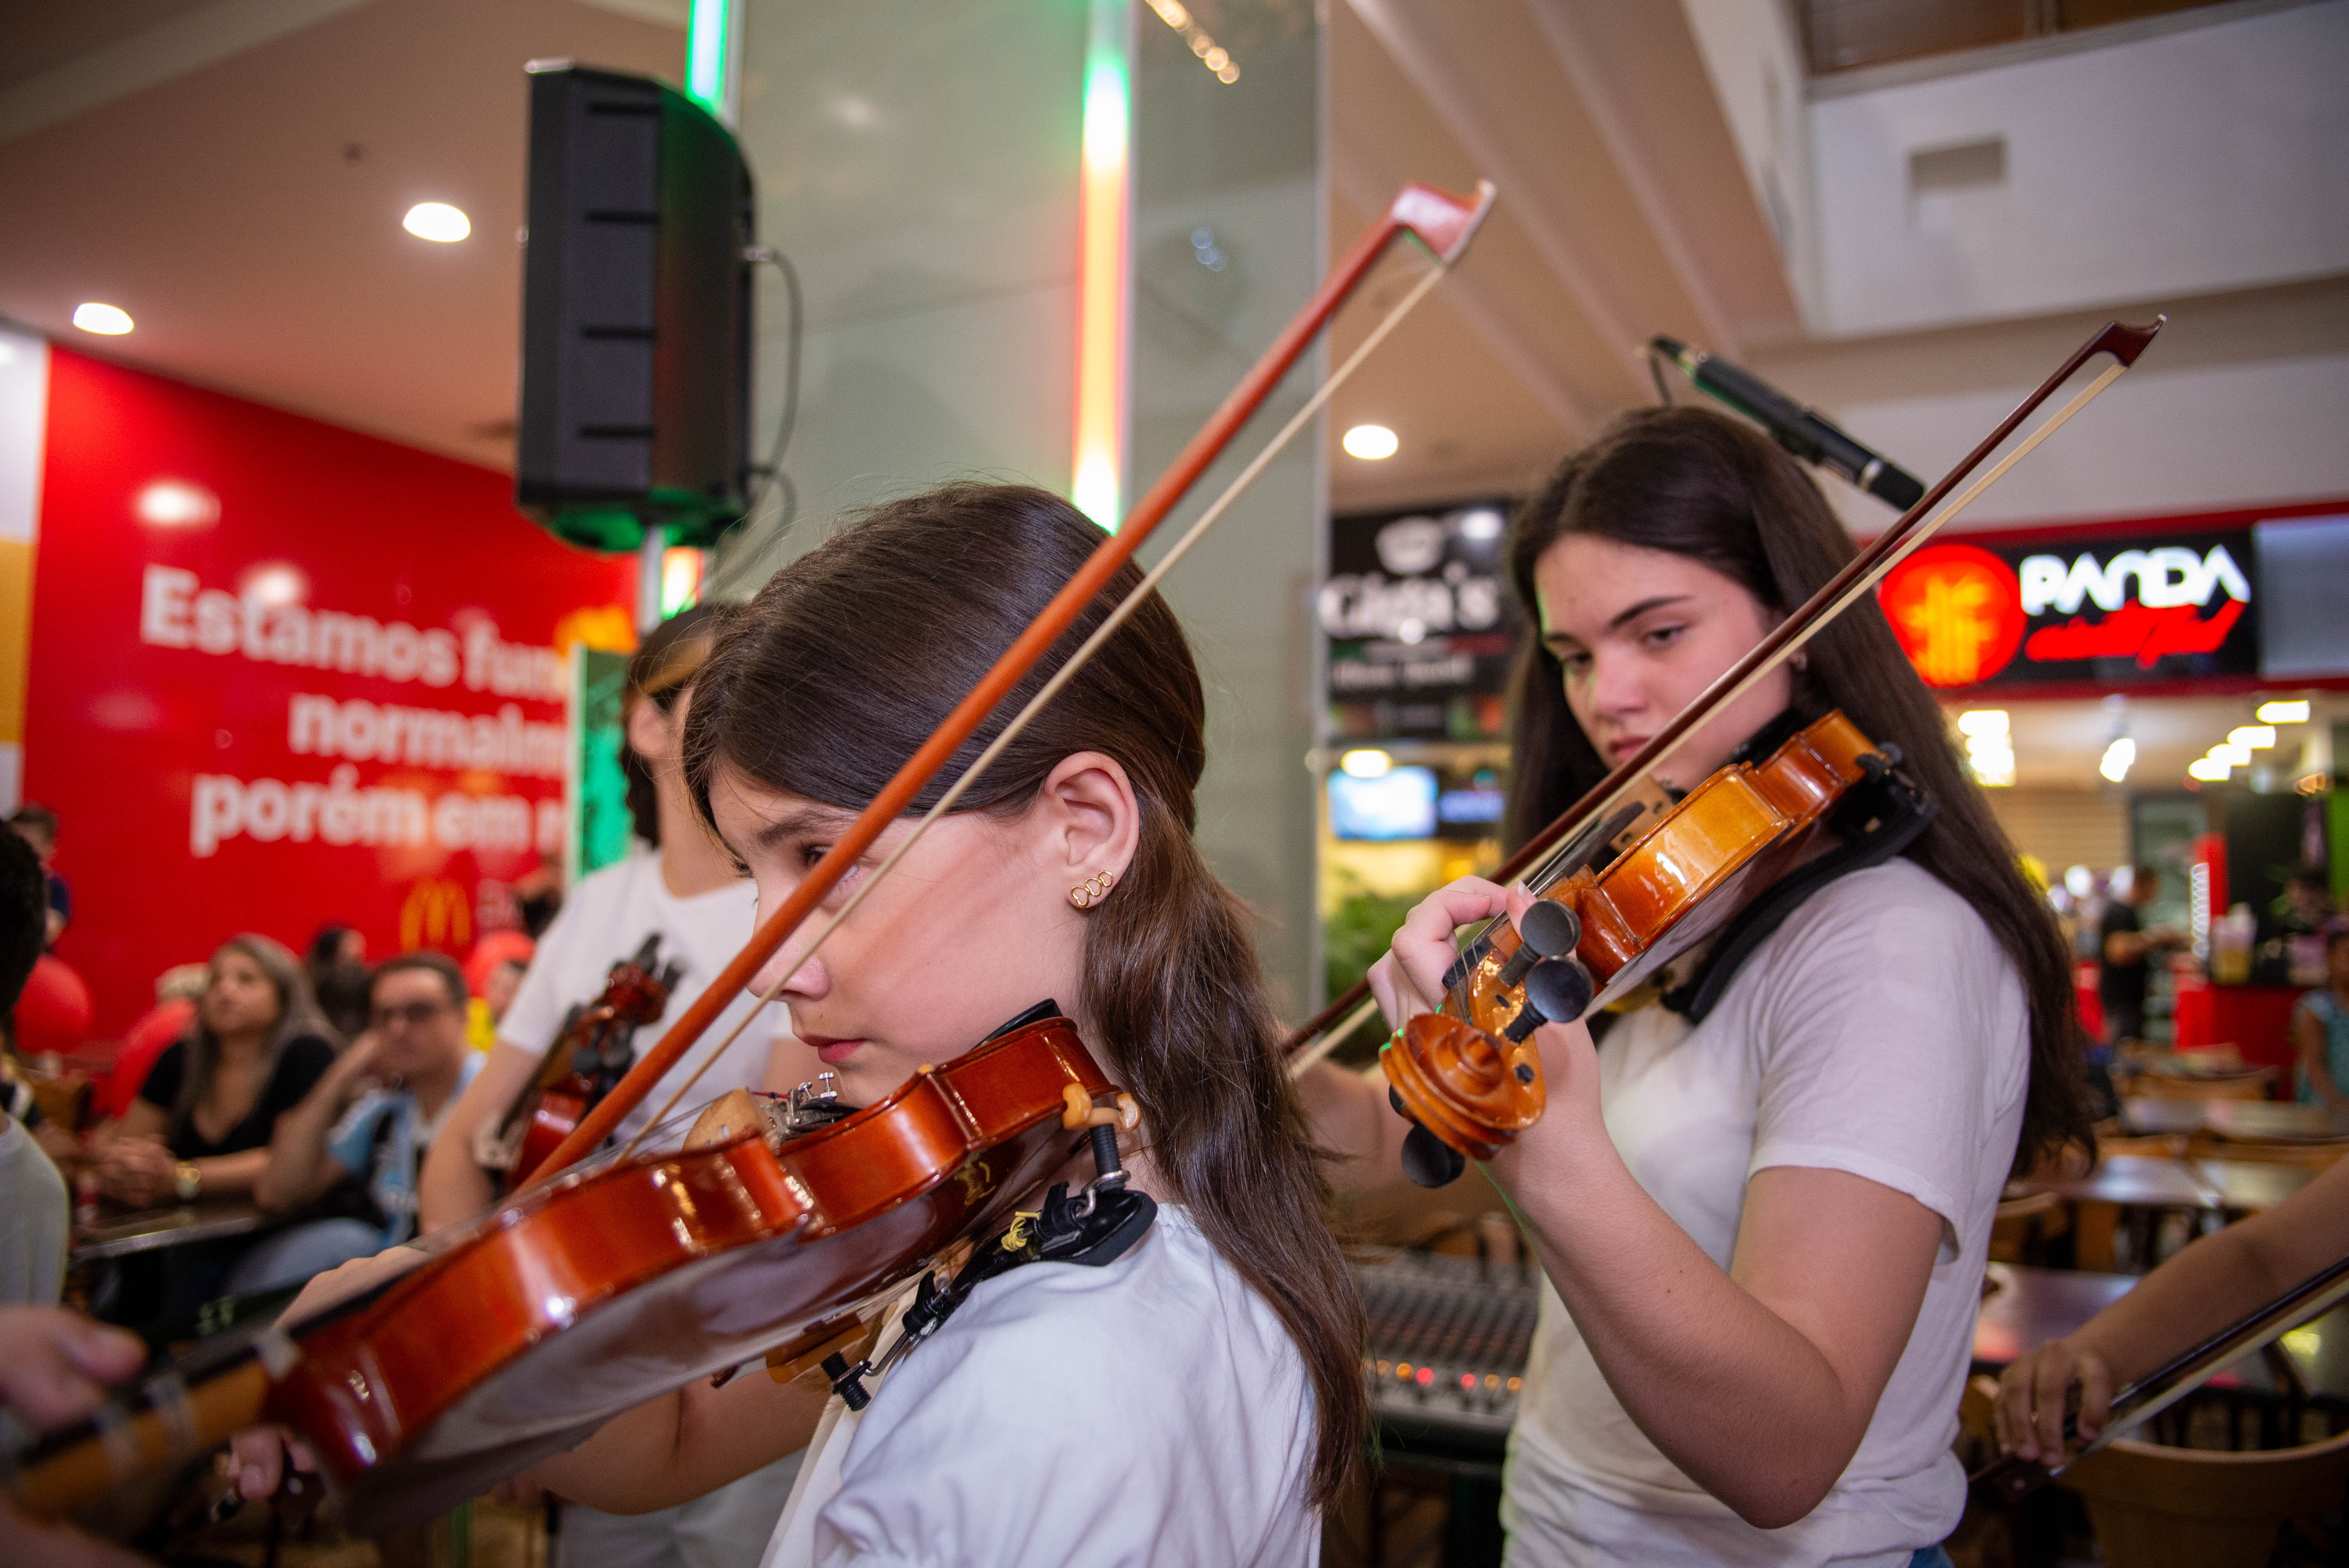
xmin=16 ymin=955 xmax=94 ymax=1056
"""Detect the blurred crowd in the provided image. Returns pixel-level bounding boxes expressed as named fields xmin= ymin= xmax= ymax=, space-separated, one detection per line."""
xmin=0 ymin=831 xmax=544 ymax=1332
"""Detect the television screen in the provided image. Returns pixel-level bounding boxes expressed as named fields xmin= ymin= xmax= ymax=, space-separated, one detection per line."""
xmin=1328 ymin=766 xmax=1438 ymax=841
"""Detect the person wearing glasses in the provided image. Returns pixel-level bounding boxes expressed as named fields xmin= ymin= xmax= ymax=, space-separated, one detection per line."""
xmin=252 ymin=953 xmax=482 ymax=1267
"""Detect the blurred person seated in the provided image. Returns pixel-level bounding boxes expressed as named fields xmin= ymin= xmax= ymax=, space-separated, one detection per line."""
xmin=89 ymin=937 xmax=336 ymax=1321
xmin=0 ymin=1304 xmax=151 ymax=1566
xmin=0 ymin=827 xmax=68 ymax=1304
xmin=461 ymin=930 xmax=535 ymax=1053
xmin=2294 ymin=929 xmax=2349 ymax=1110
xmin=8 ymin=802 xmax=69 ymax=949
xmin=91 ymin=966 xmax=208 ymax=1124
xmin=304 ymin=924 xmax=370 ymax=1044
xmin=255 ymin=953 xmax=481 ymax=1258
xmin=1995 ymin=1150 xmax=2349 ymax=1462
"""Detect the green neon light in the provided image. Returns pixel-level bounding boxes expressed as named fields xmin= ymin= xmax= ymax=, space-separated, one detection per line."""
xmin=686 ymin=0 xmax=730 ymax=117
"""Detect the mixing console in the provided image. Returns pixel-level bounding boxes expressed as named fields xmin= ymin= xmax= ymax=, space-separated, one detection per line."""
xmin=1354 ymin=1247 xmax=1539 ymax=1440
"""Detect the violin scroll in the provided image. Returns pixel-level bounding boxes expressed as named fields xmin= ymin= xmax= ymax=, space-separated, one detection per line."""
xmin=1381 ymin=952 xmax=1589 ymax=1189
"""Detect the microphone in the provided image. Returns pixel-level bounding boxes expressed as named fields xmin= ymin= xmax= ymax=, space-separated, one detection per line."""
xmin=1650 ymin=336 xmax=1926 ymax=512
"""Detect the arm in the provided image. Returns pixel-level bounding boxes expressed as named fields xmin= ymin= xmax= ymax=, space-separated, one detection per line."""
xmin=0 ymin=1307 xmax=151 ymax=1568
xmin=417 ymin=1042 xmax=541 ymax=1233
xmin=254 ymin=1037 xmax=382 ymax=1213
xmin=1996 ymin=1153 xmax=2349 ymax=1461
xmin=1369 ymin=881 xmax=1945 ymax=1529
xmin=1294 ymin=1058 xmax=1406 ymax=1191
xmin=92 ymin=1101 xmax=271 ymax=1205
xmin=527 ymin=1363 xmax=829 ymax=1513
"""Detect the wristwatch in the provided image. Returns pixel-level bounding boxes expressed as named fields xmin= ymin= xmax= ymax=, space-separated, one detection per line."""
xmin=173 ymin=1161 xmax=202 ymax=1201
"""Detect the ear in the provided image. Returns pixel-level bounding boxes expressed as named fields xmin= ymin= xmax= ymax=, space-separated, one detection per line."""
xmin=625 ymin=696 xmax=678 ymax=767
xmin=1032 ymin=751 xmax=1140 ymax=885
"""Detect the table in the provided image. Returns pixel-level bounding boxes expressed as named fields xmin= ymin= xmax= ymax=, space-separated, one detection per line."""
xmin=2194 ymin=1158 xmax=2316 ymax=1214
xmin=70 ymin=1201 xmax=271 ymax=1264
xmin=1973 ymin=1262 xmax=2136 ymax=1367
xmin=2202 ymin=1100 xmax=2349 ymax=1144
xmin=2029 ymin=1154 xmax=2218 ymax=1210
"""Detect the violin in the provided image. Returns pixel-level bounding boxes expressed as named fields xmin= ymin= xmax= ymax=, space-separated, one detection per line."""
xmin=476 ymin=934 xmax=681 ymax=1191
xmin=1383 ymin=710 xmax=1928 ymax=1184
xmin=12 ymin=1007 xmax=1117 ymax=1534
xmin=1347 ymin=319 xmax=2165 ymax=1185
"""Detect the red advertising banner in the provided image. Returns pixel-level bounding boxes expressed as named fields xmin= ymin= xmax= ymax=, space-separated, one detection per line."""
xmin=28 ymin=349 xmax=636 ymax=1035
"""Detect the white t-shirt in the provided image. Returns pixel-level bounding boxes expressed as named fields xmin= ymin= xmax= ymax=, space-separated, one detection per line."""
xmin=0 ymin=1117 xmax=68 ymax=1304
xmin=499 ymin=851 xmax=791 ymax=1142
xmin=1505 ymin=859 xmax=2029 ymax=1568
xmin=761 ymin=1206 xmax=1320 ymax=1568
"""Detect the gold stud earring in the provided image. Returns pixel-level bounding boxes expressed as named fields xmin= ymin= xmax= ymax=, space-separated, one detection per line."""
xmin=1069 ymin=869 xmax=1115 ymax=909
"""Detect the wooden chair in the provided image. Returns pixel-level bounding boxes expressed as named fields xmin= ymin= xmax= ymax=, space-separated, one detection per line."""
xmin=2057 ymin=1424 xmax=2349 ymax=1568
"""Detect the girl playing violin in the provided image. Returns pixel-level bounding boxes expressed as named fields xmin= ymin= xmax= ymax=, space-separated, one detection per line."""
xmin=499 ymin=483 xmax=1362 ymax=1565
xmin=1302 ymin=408 xmax=2097 ymax=1566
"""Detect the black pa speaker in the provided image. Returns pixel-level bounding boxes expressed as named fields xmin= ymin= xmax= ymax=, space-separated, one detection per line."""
xmin=517 ymin=62 xmax=754 ymax=551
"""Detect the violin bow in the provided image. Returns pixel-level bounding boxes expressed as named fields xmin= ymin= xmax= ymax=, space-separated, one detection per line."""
xmin=1284 ymin=315 xmax=2165 ymax=1071
xmin=530 ymin=180 xmax=1500 ymax=1183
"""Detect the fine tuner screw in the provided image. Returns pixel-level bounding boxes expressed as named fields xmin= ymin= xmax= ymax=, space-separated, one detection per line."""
xmin=1495 ymin=899 xmax=1580 ymax=989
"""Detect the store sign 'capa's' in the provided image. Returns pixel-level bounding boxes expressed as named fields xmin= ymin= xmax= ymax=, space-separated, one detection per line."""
xmin=1877 ymin=529 xmax=2259 ymax=690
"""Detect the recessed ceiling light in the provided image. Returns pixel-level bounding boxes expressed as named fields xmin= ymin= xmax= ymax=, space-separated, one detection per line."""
xmin=403 ymin=202 xmax=471 ymax=243
xmin=2256 ymin=699 xmax=2310 ymax=724
xmin=1343 ymin=424 xmax=1398 ymax=460
xmin=72 ymin=303 xmax=133 ymax=335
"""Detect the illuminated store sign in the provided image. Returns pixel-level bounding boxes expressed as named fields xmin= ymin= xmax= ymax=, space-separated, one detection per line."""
xmin=1879 ymin=527 xmax=2260 ymax=690
xmin=1321 ymin=504 xmax=1519 ymax=740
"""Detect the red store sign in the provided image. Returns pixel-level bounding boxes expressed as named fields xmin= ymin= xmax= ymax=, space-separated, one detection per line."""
xmin=1873 ymin=503 xmax=2349 ymax=696
xmin=27 ymin=349 xmax=636 ymax=1033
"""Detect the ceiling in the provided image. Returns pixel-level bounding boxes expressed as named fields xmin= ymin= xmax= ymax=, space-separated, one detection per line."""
xmin=0 ymin=0 xmax=684 ymax=467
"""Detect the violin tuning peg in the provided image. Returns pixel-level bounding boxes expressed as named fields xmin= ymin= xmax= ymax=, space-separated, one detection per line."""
xmin=1503 ymin=957 xmax=1595 ymax=1042
xmin=1497 ymin=899 xmax=1582 ymax=987
xmin=1400 ymin=1121 xmax=1467 ymax=1189
xmin=1524 ymin=957 xmax=1594 ymax=1027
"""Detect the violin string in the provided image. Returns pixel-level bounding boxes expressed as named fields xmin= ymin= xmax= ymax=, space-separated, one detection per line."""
xmin=619 ymin=253 xmax=1461 ymax=1153
xmin=1285 ymin=358 xmax=2131 ymax=1081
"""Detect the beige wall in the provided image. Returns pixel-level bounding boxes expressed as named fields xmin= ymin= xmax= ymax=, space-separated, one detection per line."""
xmin=1982 ymin=785 xmax=2131 ymax=877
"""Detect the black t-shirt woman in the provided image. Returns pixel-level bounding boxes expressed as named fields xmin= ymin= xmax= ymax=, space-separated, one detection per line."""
xmin=93 ymin=935 xmax=339 ymax=1321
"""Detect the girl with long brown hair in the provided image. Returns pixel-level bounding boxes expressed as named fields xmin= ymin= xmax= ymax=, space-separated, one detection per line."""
xmin=447 ymin=483 xmax=1365 ymax=1566
xmin=1302 ymin=408 xmax=2096 ymax=1566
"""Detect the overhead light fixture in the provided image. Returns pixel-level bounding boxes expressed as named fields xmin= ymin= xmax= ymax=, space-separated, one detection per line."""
xmin=1954 ymin=709 xmax=2009 ymax=738
xmin=2257 ymin=699 xmax=2312 ymax=724
xmin=2209 ymin=742 xmax=2252 ymax=768
xmin=1343 ymin=424 xmax=1399 ymax=460
xmin=2187 ymin=757 xmax=2231 ymax=782
xmin=135 ymin=479 xmax=219 ymax=527
xmin=403 ymin=202 xmax=471 ymax=243
xmin=72 ymin=303 xmax=132 ymax=335
xmin=1340 ymin=748 xmax=1392 ymax=778
xmin=2227 ymin=725 xmax=2277 ymax=750
xmin=2098 ymin=737 xmax=2135 ymax=784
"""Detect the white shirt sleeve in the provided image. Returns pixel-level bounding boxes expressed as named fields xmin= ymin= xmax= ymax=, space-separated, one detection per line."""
xmin=494 ymin=890 xmax=592 ymax=1061
xmin=1742 ymin=865 xmax=2030 ymax=1257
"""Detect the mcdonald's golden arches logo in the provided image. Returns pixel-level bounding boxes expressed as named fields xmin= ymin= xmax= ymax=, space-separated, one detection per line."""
xmin=400 ymin=877 xmax=472 ymax=952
